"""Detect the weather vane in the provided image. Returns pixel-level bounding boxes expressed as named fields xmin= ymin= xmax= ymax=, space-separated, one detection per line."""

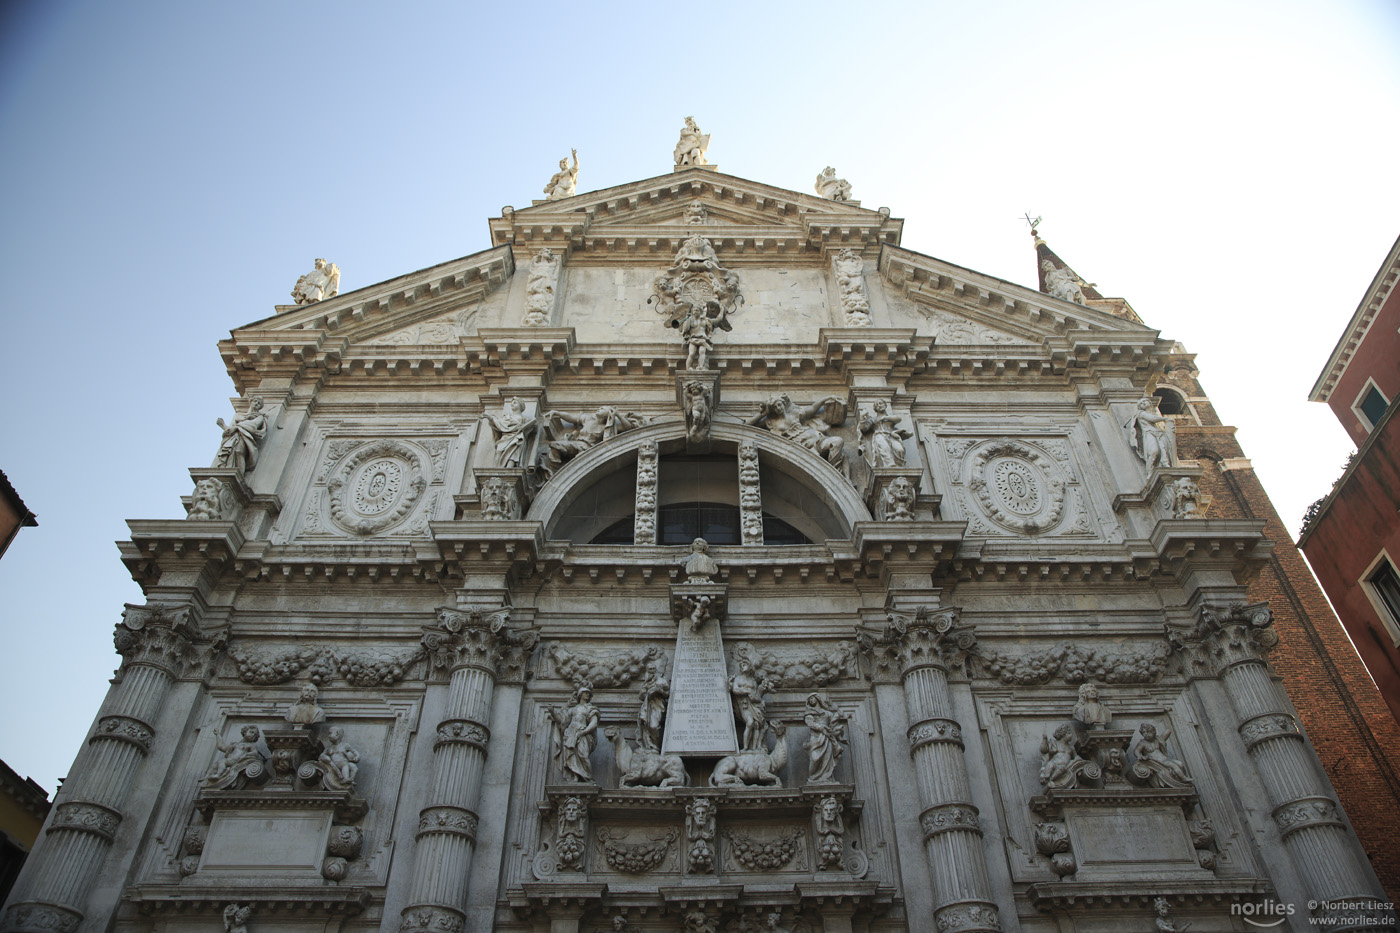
xmin=1022 ymin=213 xmax=1042 ymax=236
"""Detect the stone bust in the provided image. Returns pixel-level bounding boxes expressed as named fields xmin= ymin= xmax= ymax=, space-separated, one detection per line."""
xmin=285 ymin=682 xmax=325 ymax=725
xmin=683 ymin=538 xmax=718 ymax=583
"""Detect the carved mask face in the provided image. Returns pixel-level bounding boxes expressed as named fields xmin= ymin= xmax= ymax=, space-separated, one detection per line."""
xmin=822 ymin=798 xmax=839 ymax=820
xmin=241 ymin=726 xmax=259 ymax=742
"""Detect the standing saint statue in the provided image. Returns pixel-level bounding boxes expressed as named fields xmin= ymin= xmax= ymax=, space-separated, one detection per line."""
xmin=802 ymin=694 xmax=848 ymax=784
xmin=729 ymin=656 xmax=775 ymax=751
xmin=674 ymin=116 xmax=710 ymax=167
xmin=482 ymin=397 xmax=534 ymax=468
xmin=291 ymin=258 xmax=340 ymax=305
xmin=549 ymin=684 xmax=600 ymax=783
xmin=544 ymin=149 xmax=579 ymax=200
xmin=1124 ymin=396 xmax=1178 ymax=474
xmin=858 ymin=399 xmax=913 ymax=468
xmin=636 ymin=650 xmax=670 ymax=751
xmin=215 ymin=397 xmax=269 ymax=476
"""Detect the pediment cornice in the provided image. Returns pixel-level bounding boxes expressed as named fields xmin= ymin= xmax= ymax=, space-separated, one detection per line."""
xmin=490 ymin=169 xmax=901 ymax=264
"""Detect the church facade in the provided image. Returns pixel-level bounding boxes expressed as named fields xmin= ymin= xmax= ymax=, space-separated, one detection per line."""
xmin=5 ymin=137 xmax=1395 ymax=933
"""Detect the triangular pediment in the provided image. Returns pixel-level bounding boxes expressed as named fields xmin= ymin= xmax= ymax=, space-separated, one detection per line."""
xmin=490 ymin=168 xmax=902 ymax=264
xmin=879 ymin=244 xmax=1166 ymax=350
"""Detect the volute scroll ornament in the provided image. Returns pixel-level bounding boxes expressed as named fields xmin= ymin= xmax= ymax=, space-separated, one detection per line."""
xmin=1166 ymin=600 xmax=1277 ymax=676
xmin=857 ymin=605 xmax=976 ymax=680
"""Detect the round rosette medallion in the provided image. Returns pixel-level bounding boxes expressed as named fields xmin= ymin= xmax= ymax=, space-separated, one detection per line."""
xmin=966 ymin=440 xmax=1067 ymax=534
xmin=327 ymin=441 xmax=428 ymax=535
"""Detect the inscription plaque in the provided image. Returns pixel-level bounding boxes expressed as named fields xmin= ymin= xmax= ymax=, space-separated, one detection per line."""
xmin=201 ymin=809 xmax=331 ymax=873
xmin=662 ymin=619 xmax=738 ymax=756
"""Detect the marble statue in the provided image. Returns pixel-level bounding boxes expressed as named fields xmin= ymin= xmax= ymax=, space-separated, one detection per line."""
xmin=1124 ymin=397 xmax=1178 ymax=474
xmin=1154 ymin=897 xmax=1179 ymax=933
xmin=748 ymin=394 xmax=847 ymax=471
xmin=549 ymin=684 xmax=600 ymax=783
xmin=674 ymin=116 xmax=709 ymax=167
xmin=1071 ymin=682 xmax=1112 ymax=728
xmin=482 ymin=397 xmax=535 ymax=468
xmin=879 ymin=475 xmax=917 ymax=521
xmin=858 ymin=399 xmax=913 ymax=468
xmin=832 ymin=249 xmax=872 ymax=326
xmin=685 ymin=797 xmax=715 ymax=873
xmin=730 ymin=656 xmax=776 ymax=751
xmin=291 ymin=258 xmax=340 ymax=305
xmin=223 ymin=904 xmax=252 ymax=933
xmin=683 ymin=537 xmax=718 ymax=583
xmin=544 ymin=149 xmax=579 ymax=200
xmin=1041 ymin=259 xmax=1087 ymax=305
xmin=637 ymin=650 xmax=670 ymax=751
xmin=680 ymin=306 xmax=715 ymax=370
xmin=710 ymin=721 xmax=787 ymax=786
xmin=683 ymin=380 xmax=713 ymax=445
xmin=803 ymin=694 xmax=847 ymax=784
xmin=684 ymin=199 xmax=707 ymax=225
xmin=814 ymin=166 xmax=852 ymax=201
xmin=215 ymin=397 xmax=268 ymax=476
xmin=1132 ymin=723 xmax=1192 ymax=787
xmin=204 ymin=725 xmax=264 ymax=789
xmin=317 ymin=725 xmax=360 ymax=789
xmin=538 ymin=407 xmax=648 ymax=479
xmin=814 ymin=795 xmax=845 ymax=869
xmin=285 ymin=682 xmax=326 ymax=724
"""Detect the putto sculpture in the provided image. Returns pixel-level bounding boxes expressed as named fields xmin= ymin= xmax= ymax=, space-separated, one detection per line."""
xmin=316 ymin=725 xmax=361 ymax=790
xmin=543 ymin=149 xmax=579 ymax=200
xmin=748 ymin=394 xmax=848 ymax=472
xmin=1130 ymin=722 xmax=1192 ymax=788
xmin=1038 ymin=723 xmax=1098 ymax=789
xmin=674 ymin=116 xmax=709 ymax=167
xmin=814 ymin=166 xmax=852 ymax=201
xmin=682 ymin=380 xmax=713 ymax=445
xmin=291 ymin=258 xmax=340 ymax=305
xmin=203 ymin=725 xmax=266 ymax=790
xmin=1124 ymin=396 xmax=1178 ymax=474
xmin=214 ymin=396 xmax=268 ymax=476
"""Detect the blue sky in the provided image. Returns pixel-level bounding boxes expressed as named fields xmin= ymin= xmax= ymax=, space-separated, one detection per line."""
xmin=2 ymin=0 xmax=1398 ymax=792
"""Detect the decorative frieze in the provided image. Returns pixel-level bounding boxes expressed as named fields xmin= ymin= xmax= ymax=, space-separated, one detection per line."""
xmin=975 ymin=641 xmax=1168 ymax=685
xmin=417 ymin=806 xmax=480 ymax=842
xmin=549 ymin=644 xmax=667 ymax=688
xmin=93 ymin=715 xmax=154 ymax=752
xmin=435 ymin=721 xmax=489 ymax=752
xmin=738 ymin=440 xmax=763 ymax=545
xmin=1239 ymin=712 xmax=1301 ymax=749
xmin=908 ymin=718 xmax=963 ymax=752
xmin=635 ymin=439 xmax=659 ymax=544
xmin=47 ymin=802 xmax=121 ymax=842
xmin=920 ymin=803 xmax=981 ymax=839
xmin=1273 ymin=797 xmax=1342 ymax=838
xmin=730 ymin=641 xmax=855 ymax=688
xmin=596 ymin=827 xmax=676 ymax=873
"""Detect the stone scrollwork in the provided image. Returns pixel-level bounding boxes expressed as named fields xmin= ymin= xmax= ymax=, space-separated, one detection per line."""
xmin=1239 ymin=712 xmax=1300 ymax=749
xmin=327 ymin=440 xmax=429 ymax=535
xmin=933 ymin=902 xmax=1002 ymax=933
xmin=422 ymin=606 xmax=534 ymax=679
xmin=399 ymin=906 xmax=466 ymax=933
xmin=94 ymin=715 xmax=154 ymax=752
xmin=738 ymin=440 xmax=763 ymax=545
xmin=3 ymin=905 xmax=82 ymax=933
xmin=966 ymin=440 xmax=1067 ymax=535
xmin=435 ymin=720 xmax=489 ymax=752
xmin=523 ymin=248 xmax=561 ymax=326
xmin=48 ymin=802 xmax=122 ymax=841
xmin=1033 ymin=821 xmax=1076 ymax=877
xmin=635 ymin=440 xmax=659 ymax=544
xmin=920 ymin=803 xmax=981 ymax=839
xmin=908 ymin=718 xmax=963 ymax=752
xmin=650 ymin=234 xmax=741 ymax=337
xmin=1273 ymin=797 xmax=1342 ymax=838
xmin=417 ymin=806 xmax=479 ymax=841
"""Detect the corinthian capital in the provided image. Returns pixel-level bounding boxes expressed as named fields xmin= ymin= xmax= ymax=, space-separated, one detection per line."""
xmin=1166 ymin=601 xmax=1277 ymax=677
xmin=420 ymin=606 xmax=538 ymax=681
xmin=858 ymin=605 xmax=975 ymax=680
xmin=113 ymin=602 xmax=198 ymax=677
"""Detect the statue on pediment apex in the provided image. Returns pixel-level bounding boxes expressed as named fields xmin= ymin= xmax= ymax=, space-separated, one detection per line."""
xmin=1041 ymin=259 xmax=1088 ymax=305
xmin=544 ymin=149 xmax=579 ymax=200
xmin=291 ymin=258 xmax=339 ymax=305
xmin=674 ymin=116 xmax=709 ymax=167
xmin=815 ymin=166 xmax=852 ymax=201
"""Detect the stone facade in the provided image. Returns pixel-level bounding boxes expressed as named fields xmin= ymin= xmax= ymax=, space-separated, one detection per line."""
xmin=4 ymin=165 xmax=1396 ymax=933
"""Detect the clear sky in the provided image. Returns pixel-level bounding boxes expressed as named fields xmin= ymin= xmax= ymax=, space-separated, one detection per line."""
xmin=1 ymin=0 xmax=1397 ymax=793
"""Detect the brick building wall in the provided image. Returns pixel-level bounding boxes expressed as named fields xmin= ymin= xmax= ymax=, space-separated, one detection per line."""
xmin=1162 ymin=361 xmax=1400 ymax=895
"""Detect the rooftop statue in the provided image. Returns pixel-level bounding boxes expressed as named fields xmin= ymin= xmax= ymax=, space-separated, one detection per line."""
xmin=815 ymin=166 xmax=852 ymax=201
xmin=674 ymin=116 xmax=709 ymax=167
xmin=291 ymin=258 xmax=340 ymax=305
xmin=544 ymin=149 xmax=579 ymax=200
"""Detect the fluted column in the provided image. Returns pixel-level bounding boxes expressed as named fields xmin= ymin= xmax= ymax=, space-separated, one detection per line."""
xmin=870 ymin=607 xmax=999 ymax=933
xmin=3 ymin=604 xmax=196 ymax=933
xmin=1172 ymin=603 xmax=1393 ymax=930
xmin=399 ymin=606 xmax=508 ymax=933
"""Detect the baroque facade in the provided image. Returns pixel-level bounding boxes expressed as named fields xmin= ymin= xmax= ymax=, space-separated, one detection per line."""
xmin=5 ymin=143 xmax=1397 ymax=933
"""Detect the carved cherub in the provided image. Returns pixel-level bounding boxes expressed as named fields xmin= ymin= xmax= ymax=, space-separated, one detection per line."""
xmin=317 ymin=725 xmax=360 ymax=789
xmin=1132 ymin=723 xmax=1192 ymax=787
xmin=204 ymin=725 xmax=264 ymax=788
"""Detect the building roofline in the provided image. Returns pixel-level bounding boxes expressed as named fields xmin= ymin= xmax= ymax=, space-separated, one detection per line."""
xmin=1310 ymin=231 xmax=1400 ymax=403
xmin=0 ymin=468 xmax=37 ymax=527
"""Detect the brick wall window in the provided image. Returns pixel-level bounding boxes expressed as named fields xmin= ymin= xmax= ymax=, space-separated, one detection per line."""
xmin=1367 ymin=556 xmax=1400 ymax=644
xmin=1354 ymin=380 xmax=1390 ymax=431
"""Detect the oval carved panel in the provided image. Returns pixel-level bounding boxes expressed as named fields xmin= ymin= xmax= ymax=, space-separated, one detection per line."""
xmin=967 ymin=440 xmax=1067 ymax=534
xmin=327 ymin=441 xmax=428 ymax=535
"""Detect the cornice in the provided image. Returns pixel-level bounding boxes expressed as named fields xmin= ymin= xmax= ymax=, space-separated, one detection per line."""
xmin=1310 ymin=231 xmax=1400 ymax=402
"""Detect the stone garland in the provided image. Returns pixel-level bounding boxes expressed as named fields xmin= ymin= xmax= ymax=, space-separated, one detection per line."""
xmin=595 ymin=828 xmax=676 ymax=873
xmin=975 ymin=642 xmax=1168 ymax=685
xmin=723 ymin=827 xmax=805 ymax=871
xmin=548 ymin=644 xmax=666 ymax=688
xmin=634 ymin=440 xmax=659 ymax=545
xmin=730 ymin=641 xmax=856 ymax=688
xmin=229 ymin=644 xmax=420 ymax=687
